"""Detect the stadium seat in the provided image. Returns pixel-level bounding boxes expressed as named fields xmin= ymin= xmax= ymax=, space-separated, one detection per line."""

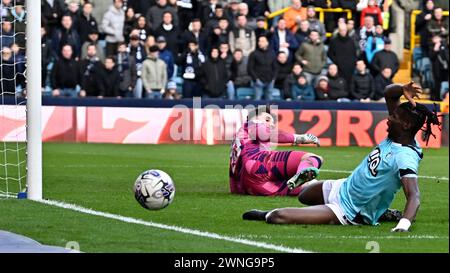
xmin=272 ymin=88 xmax=282 ymax=100
xmin=236 ymin=87 xmax=255 ymax=100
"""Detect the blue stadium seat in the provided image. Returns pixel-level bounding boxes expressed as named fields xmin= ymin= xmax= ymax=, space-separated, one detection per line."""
xmin=272 ymin=88 xmax=282 ymax=100
xmin=236 ymin=87 xmax=255 ymax=99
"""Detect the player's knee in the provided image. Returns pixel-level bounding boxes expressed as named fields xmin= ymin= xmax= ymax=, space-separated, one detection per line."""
xmin=266 ymin=209 xmax=288 ymax=224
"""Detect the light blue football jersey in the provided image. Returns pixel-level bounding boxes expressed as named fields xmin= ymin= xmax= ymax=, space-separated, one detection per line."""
xmin=339 ymin=138 xmax=423 ymax=225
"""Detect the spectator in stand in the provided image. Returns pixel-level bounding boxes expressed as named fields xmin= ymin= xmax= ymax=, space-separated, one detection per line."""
xmin=180 ymin=18 xmax=208 ymax=54
xmin=156 ymin=36 xmax=175 ymax=80
xmin=226 ymin=0 xmax=241 ymax=24
xmin=429 ymin=34 xmax=449 ymax=101
xmin=135 ymin=15 xmax=154 ymax=44
xmin=51 ymin=45 xmax=81 ymax=98
xmin=204 ymin=3 xmax=225 ymax=34
xmin=219 ymin=42 xmax=233 ymax=73
xmin=372 ymin=67 xmax=392 ymax=101
xmin=198 ymin=0 xmax=219 ymax=25
xmin=357 ymin=15 xmax=376 ymax=59
xmin=360 ymin=0 xmax=383 ymax=27
xmin=350 ymin=59 xmax=374 ymax=102
xmin=128 ymin=0 xmax=155 ymax=16
xmin=80 ymin=43 xmax=102 ymax=97
xmin=178 ymin=39 xmax=206 ymax=98
xmin=6 ymin=4 xmax=26 ymax=48
xmin=156 ymin=11 xmax=180 ymax=58
xmin=1 ymin=0 xmax=12 ymax=20
xmin=128 ymin=30 xmax=147 ymax=98
xmin=41 ymin=26 xmax=52 ymax=90
xmin=248 ymin=35 xmax=277 ymax=100
xmin=146 ymin=0 xmax=179 ymax=31
xmin=371 ymin=37 xmax=399 ymax=78
xmin=283 ymin=0 xmax=306 ymax=33
xmin=283 ymin=63 xmax=304 ymax=100
xmin=271 ymin=18 xmax=299 ymax=63
xmin=301 ymin=0 xmax=328 ymax=8
xmin=66 ymin=1 xmax=80 ymax=30
xmin=176 ymin=0 xmax=198 ymax=32
xmin=81 ymin=29 xmax=105 ymax=62
xmin=305 ymin=6 xmax=326 ymax=43
xmin=291 ymin=74 xmax=315 ymax=101
xmin=243 ymin=0 xmax=270 ymax=18
xmin=229 ymin=14 xmax=256 ymax=57
xmin=415 ymin=0 xmax=435 ymax=56
xmin=426 ymin=8 xmax=449 ymax=40
xmin=314 ymin=75 xmax=331 ymax=101
xmin=295 ymin=30 xmax=326 ymax=86
xmin=42 ymin=0 xmax=64 ymax=35
xmin=52 ymin=14 xmax=82 ymax=59
xmin=200 ymin=47 xmax=228 ymax=98
xmin=77 ymin=2 xmax=98 ymax=45
xmin=365 ymin=24 xmax=385 ymax=64
xmin=124 ymin=7 xmax=138 ymax=42
xmin=102 ymin=0 xmax=125 ymax=56
xmin=274 ymin=51 xmax=293 ymax=93
xmin=295 ymin=19 xmax=310 ymax=47
xmin=329 ymin=1 xmax=357 ymax=32
xmin=328 ymin=22 xmax=358 ymax=86
xmin=142 ymin=45 xmax=167 ymax=99
xmin=326 ymin=63 xmax=350 ymax=101
xmin=217 ymin=17 xmax=231 ymax=43
xmin=0 ymin=47 xmax=16 ymax=96
xmin=98 ymin=56 xmax=121 ymax=98
xmin=229 ymin=48 xmax=252 ymax=100
xmin=10 ymin=43 xmax=25 ymax=92
xmin=144 ymin=35 xmax=156 ymax=54
xmin=116 ymin=42 xmax=137 ymax=97
xmin=1 ymin=21 xmax=14 ymax=48
xmin=255 ymin=16 xmax=270 ymax=38
xmin=163 ymin=81 xmax=181 ymax=99
xmin=238 ymin=2 xmax=257 ymax=30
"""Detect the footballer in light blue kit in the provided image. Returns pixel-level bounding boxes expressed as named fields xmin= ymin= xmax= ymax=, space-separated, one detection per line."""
xmin=243 ymin=82 xmax=441 ymax=232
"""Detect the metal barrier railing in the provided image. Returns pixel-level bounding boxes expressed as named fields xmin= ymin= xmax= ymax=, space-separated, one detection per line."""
xmin=410 ymin=9 xmax=449 ymax=51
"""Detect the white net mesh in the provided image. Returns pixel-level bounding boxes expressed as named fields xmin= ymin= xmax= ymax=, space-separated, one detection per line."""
xmin=0 ymin=0 xmax=27 ymax=198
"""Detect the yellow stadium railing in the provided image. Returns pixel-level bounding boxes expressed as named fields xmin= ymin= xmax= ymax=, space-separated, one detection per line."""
xmin=410 ymin=10 xmax=449 ymax=51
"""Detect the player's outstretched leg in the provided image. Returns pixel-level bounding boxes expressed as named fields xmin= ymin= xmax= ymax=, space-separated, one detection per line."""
xmin=265 ymin=206 xmax=340 ymax=225
xmin=242 ymin=209 xmax=270 ymax=221
xmin=286 ymin=153 xmax=323 ymax=190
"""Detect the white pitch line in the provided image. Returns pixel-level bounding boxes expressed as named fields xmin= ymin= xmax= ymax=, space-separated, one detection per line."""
xmin=321 ymin=169 xmax=449 ymax=181
xmin=35 ymin=199 xmax=311 ymax=253
xmin=239 ymin=234 xmax=448 ymax=240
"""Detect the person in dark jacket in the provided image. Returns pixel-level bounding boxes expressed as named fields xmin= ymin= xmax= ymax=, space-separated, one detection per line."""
xmin=429 ymin=34 xmax=449 ymax=101
xmin=0 ymin=47 xmax=16 ymax=96
xmin=52 ymin=14 xmax=81 ymax=59
xmin=80 ymin=43 xmax=103 ymax=97
xmin=415 ymin=0 xmax=435 ymax=56
xmin=327 ymin=64 xmax=350 ymax=101
xmin=274 ymin=51 xmax=293 ymax=93
xmin=314 ymin=75 xmax=331 ymax=101
xmin=42 ymin=0 xmax=64 ymax=35
xmin=228 ymin=48 xmax=252 ymax=99
xmin=255 ymin=16 xmax=270 ymax=39
xmin=178 ymin=39 xmax=206 ymax=98
xmin=372 ymin=67 xmax=393 ymax=101
xmin=371 ymin=37 xmax=399 ymax=78
xmin=179 ymin=18 xmax=208 ymax=54
xmin=200 ymin=47 xmax=228 ymax=98
xmin=327 ymin=23 xmax=358 ymax=86
xmin=41 ymin=25 xmax=52 ymax=89
xmin=271 ymin=18 xmax=299 ymax=63
xmin=283 ymin=63 xmax=305 ymax=100
xmin=156 ymin=36 xmax=175 ymax=79
xmin=51 ymin=45 xmax=82 ymax=97
xmin=155 ymin=11 xmax=180 ymax=58
xmin=146 ymin=0 xmax=178 ymax=31
xmin=247 ymin=35 xmax=277 ymax=100
xmin=116 ymin=42 xmax=138 ymax=97
xmin=350 ymin=60 xmax=374 ymax=101
xmin=77 ymin=2 xmax=98 ymax=45
xmin=291 ymin=74 xmax=315 ymax=101
xmin=98 ymin=57 xmax=121 ymax=98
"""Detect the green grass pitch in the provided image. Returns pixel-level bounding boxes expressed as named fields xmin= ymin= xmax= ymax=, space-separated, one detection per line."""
xmin=0 ymin=143 xmax=448 ymax=253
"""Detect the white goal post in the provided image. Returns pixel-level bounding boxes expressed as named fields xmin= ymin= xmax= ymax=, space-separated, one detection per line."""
xmin=25 ymin=0 xmax=42 ymax=200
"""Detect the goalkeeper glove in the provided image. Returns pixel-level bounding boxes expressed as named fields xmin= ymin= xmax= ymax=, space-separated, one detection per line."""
xmin=294 ymin=134 xmax=320 ymax=146
xmin=391 ymin=218 xmax=411 ymax=232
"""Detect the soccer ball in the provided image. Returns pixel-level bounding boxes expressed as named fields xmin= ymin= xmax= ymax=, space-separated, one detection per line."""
xmin=133 ymin=169 xmax=175 ymax=210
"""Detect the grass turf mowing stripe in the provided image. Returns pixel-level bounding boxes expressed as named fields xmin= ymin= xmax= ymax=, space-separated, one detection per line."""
xmin=320 ymin=169 xmax=449 ymax=181
xmin=36 ymin=199 xmax=312 ymax=253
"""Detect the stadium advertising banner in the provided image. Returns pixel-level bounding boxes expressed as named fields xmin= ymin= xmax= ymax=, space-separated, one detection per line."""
xmin=0 ymin=106 xmax=448 ymax=147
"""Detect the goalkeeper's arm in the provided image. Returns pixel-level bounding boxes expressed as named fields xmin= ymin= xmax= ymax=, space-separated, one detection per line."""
xmin=392 ymin=177 xmax=420 ymax=232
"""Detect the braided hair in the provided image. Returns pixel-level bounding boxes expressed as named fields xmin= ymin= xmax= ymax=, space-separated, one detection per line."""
xmin=397 ymin=102 xmax=442 ymax=145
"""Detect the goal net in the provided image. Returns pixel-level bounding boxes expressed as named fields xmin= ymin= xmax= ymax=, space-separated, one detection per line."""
xmin=1 ymin=0 xmax=41 ymax=199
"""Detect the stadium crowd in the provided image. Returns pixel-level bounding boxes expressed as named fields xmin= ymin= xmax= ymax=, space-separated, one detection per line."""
xmin=0 ymin=0 xmax=448 ymax=101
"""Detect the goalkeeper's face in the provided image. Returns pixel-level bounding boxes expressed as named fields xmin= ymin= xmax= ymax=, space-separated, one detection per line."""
xmin=254 ymin=113 xmax=275 ymax=129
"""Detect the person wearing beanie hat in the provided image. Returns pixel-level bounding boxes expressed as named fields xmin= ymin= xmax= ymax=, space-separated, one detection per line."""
xmin=141 ymin=44 xmax=168 ymax=99
xmin=314 ymin=75 xmax=330 ymax=100
xmin=163 ymin=81 xmax=181 ymax=99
